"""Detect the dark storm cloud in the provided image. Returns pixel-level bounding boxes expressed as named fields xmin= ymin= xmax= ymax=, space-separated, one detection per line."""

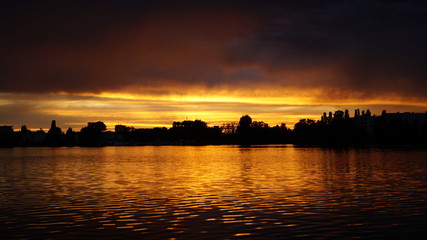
xmin=0 ymin=0 xmax=426 ymax=98
xmin=226 ymin=0 xmax=427 ymax=96
xmin=0 ymin=0 xmax=259 ymax=92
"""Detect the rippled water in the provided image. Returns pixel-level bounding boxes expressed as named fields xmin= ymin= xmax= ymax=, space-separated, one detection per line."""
xmin=1 ymin=146 xmax=427 ymax=239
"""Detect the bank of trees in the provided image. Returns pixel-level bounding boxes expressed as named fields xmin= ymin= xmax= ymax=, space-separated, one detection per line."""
xmin=1 ymin=110 xmax=426 ymax=147
xmin=236 ymin=115 xmax=291 ymax=144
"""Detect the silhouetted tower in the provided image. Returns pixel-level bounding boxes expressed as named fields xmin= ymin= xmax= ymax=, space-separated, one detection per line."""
xmin=48 ymin=120 xmax=61 ymax=135
xmin=47 ymin=120 xmax=62 ymax=146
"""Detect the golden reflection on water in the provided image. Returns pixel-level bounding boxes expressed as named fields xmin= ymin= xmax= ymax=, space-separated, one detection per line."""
xmin=1 ymin=146 xmax=427 ymax=239
xmin=93 ymin=146 xmax=328 ymax=205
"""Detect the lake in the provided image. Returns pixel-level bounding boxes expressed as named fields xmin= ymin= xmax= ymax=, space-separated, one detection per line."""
xmin=1 ymin=145 xmax=427 ymax=239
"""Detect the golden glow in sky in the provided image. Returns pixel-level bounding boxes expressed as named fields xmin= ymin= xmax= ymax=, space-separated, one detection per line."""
xmin=1 ymin=86 xmax=425 ymax=131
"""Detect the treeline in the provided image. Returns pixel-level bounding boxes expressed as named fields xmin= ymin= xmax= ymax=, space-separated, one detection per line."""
xmin=1 ymin=110 xmax=426 ymax=147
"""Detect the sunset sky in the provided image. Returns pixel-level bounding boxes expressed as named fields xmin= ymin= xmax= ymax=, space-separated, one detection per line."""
xmin=1 ymin=0 xmax=426 ymax=131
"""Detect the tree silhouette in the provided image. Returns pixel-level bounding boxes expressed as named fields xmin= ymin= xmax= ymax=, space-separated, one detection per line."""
xmin=169 ymin=119 xmax=216 ymax=144
xmin=239 ymin=115 xmax=252 ymax=128
xmin=333 ymin=110 xmax=344 ymax=120
xmin=87 ymin=121 xmax=107 ymax=132
xmin=18 ymin=125 xmax=32 ymax=146
xmin=21 ymin=125 xmax=30 ymax=133
xmin=80 ymin=121 xmax=107 ymax=146
xmin=344 ymin=109 xmax=350 ymax=119
xmin=237 ymin=115 xmax=253 ymax=144
xmin=220 ymin=122 xmax=237 ymax=135
xmin=115 ymin=125 xmax=134 ymax=133
xmin=65 ymin=127 xmax=76 ymax=146
xmin=293 ymin=119 xmax=318 ymax=143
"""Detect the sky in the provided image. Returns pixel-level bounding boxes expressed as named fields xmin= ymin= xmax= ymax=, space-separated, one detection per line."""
xmin=1 ymin=0 xmax=426 ymax=131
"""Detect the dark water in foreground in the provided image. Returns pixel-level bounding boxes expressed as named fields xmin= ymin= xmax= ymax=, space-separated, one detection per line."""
xmin=1 ymin=146 xmax=427 ymax=239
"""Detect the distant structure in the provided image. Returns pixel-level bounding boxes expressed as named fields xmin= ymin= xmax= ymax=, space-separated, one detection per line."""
xmin=46 ymin=120 xmax=63 ymax=146
xmin=353 ymin=109 xmax=375 ymax=135
xmin=322 ymin=110 xmax=427 ymax=136
xmin=0 ymin=126 xmax=13 ymax=133
xmin=384 ymin=112 xmax=426 ymax=127
xmin=48 ymin=120 xmax=62 ymax=135
xmin=0 ymin=126 xmax=15 ymax=147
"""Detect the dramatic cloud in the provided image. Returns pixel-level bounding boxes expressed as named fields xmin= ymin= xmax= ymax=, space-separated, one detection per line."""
xmin=1 ymin=0 xmax=259 ymax=93
xmin=1 ymin=0 xmax=426 ymax=96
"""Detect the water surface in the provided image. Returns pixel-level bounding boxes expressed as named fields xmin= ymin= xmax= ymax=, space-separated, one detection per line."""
xmin=1 ymin=146 xmax=427 ymax=239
